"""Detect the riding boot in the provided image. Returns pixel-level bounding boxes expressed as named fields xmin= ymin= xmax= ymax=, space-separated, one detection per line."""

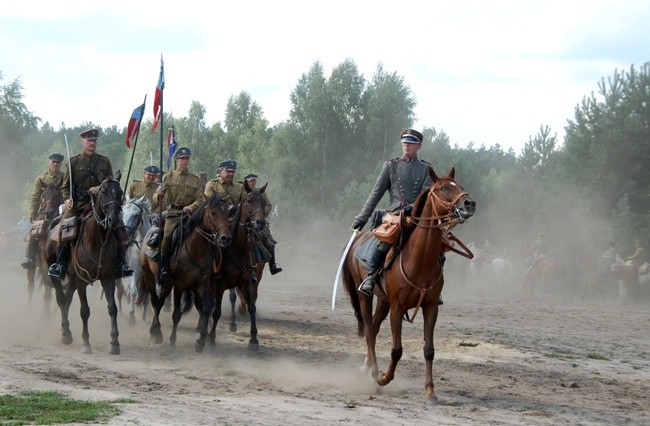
xmin=358 ymin=241 xmax=389 ymax=297
xmin=48 ymin=243 xmax=70 ymax=279
xmin=159 ymin=252 xmax=171 ymax=286
xmin=21 ymin=238 xmax=38 ymax=269
xmin=268 ymin=246 xmax=283 ymax=275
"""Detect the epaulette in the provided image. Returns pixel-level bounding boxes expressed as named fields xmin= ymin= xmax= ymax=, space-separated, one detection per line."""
xmin=420 ymin=159 xmax=432 ymax=166
xmin=389 ymin=157 xmax=400 ymax=163
xmin=132 ymin=179 xmax=142 ymax=183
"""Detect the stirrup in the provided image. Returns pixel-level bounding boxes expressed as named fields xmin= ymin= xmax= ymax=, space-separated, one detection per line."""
xmin=269 ymin=262 xmax=283 ymax=275
xmin=48 ymin=263 xmax=67 ymax=279
xmin=358 ymin=276 xmax=375 ymax=297
xmin=117 ymin=264 xmax=134 ymax=278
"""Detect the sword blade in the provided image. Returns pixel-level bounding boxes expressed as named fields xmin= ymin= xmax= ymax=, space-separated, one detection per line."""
xmin=332 ymin=230 xmax=358 ymax=310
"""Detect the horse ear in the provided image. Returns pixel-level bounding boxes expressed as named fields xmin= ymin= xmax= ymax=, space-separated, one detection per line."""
xmin=428 ymin=167 xmax=439 ymax=182
xmin=244 ymin=179 xmax=251 ymax=192
xmin=41 ymin=180 xmax=48 ymax=189
xmin=448 ymin=167 xmax=455 ymax=179
xmin=259 ymin=182 xmax=268 ymax=193
xmin=114 ymin=170 xmax=122 ymax=183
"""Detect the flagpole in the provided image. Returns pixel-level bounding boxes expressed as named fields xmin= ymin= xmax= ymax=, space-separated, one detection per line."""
xmin=123 ymin=94 xmax=147 ymax=203
xmin=157 ymin=55 xmax=165 ymax=294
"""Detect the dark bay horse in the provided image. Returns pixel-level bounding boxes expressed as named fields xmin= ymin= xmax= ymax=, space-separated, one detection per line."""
xmin=209 ymin=181 xmax=268 ymax=351
xmin=48 ymin=172 xmax=125 ymax=355
xmin=26 ymin=182 xmax=63 ymax=311
xmin=139 ymin=195 xmax=232 ymax=352
xmin=342 ymin=167 xmax=475 ymax=404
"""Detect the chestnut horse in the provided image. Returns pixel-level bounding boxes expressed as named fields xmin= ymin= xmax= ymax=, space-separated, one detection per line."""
xmin=208 ymin=181 xmax=268 ymax=351
xmin=139 ymin=195 xmax=232 ymax=352
xmin=26 ymin=182 xmax=63 ymax=311
xmin=48 ymin=172 xmax=125 ymax=355
xmin=342 ymin=167 xmax=475 ymax=404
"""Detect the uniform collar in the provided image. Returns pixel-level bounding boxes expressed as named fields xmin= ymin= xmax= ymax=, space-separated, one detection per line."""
xmin=400 ymin=154 xmax=419 ymax=162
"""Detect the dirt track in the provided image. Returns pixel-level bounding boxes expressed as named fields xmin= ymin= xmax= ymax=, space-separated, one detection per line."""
xmin=0 ymin=234 xmax=648 ymax=425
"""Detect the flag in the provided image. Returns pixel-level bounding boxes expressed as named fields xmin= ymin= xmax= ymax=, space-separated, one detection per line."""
xmin=152 ymin=56 xmax=165 ymax=132
xmin=166 ymin=125 xmax=177 ymax=170
xmin=125 ymin=102 xmax=145 ymax=148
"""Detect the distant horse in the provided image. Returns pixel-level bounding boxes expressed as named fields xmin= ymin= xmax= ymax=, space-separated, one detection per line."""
xmin=139 ymin=195 xmax=232 ymax=352
xmin=342 ymin=167 xmax=476 ymax=404
xmin=48 ymin=172 xmax=125 ymax=354
xmin=208 ymin=181 xmax=268 ymax=351
xmin=523 ymin=255 xmax=565 ymax=297
xmin=117 ymin=196 xmax=152 ymax=324
xmin=611 ymin=262 xmax=638 ymax=304
xmin=467 ymin=242 xmax=513 ymax=290
xmin=26 ymin=182 xmax=63 ymax=312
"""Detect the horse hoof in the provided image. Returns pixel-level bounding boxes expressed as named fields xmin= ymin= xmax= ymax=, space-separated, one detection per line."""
xmin=248 ymin=341 xmax=259 ymax=352
xmin=194 ymin=342 xmax=205 ymax=353
xmin=229 ymin=324 xmax=237 ymax=333
xmin=426 ymin=395 xmax=439 ymax=406
xmin=81 ymin=345 xmax=92 ymax=354
xmin=62 ymin=334 xmax=73 ymax=345
xmin=128 ymin=314 xmax=136 ymax=326
xmin=108 ymin=344 xmax=120 ymax=355
xmin=152 ymin=334 xmax=163 ymax=344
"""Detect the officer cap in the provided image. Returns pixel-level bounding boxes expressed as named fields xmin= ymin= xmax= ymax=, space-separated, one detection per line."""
xmin=399 ymin=129 xmax=423 ymax=144
xmin=219 ymin=159 xmax=237 ymax=170
xmin=244 ymin=173 xmax=257 ymax=181
xmin=80 ymin=128 xmax=99 ymax=141
xmin=144 ymin=165 xmax=160 ymax=174
xmin=48 ymin=153 xmax=64 ymax=162
xmin=175 ymin=147 xmax=192 ymax=158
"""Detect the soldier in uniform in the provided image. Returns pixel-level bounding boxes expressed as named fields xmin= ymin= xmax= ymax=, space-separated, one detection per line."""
xmin=127 ymin=164 xmax=161 ymax=210
xmin=627 ymin=240 xmax=646 ymax=269
xmin=153 ymin=147 xmax=204 ymax=285
xmin=244 ymin=173 xmax=282 ymax=275
xmin=204 ymin=160 xmax=244 ymax=211
xmin=351 ymin=129 xmax=434 ymax=296
xmin=21 ymin=153 xmax=65 ymax=269
xmin=48 ymin=129 xmax=133 ymax=280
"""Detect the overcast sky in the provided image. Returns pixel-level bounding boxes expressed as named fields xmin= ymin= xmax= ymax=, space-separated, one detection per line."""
xmin=1 ymin=0 xmax=648 ymax=154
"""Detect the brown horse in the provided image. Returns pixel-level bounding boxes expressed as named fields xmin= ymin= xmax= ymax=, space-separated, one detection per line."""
xmin=48 ymin=172 xmax=125 ymax=354
xmin=139 ymin=195 xmax=232 ymax=352
xmin=524 ymin=256 xmax=565 ymax=297
xmin=342 ymin=167 xmax=475 ymax=404
xmin=208 ymin=181 xmax=268 ymax=351
xmin=26 ymin=182 xmax=63 ymax=311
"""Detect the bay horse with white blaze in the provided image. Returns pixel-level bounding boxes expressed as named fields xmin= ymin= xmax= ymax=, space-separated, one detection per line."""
xmin=342 ymin=167 xmax=475 ymax=404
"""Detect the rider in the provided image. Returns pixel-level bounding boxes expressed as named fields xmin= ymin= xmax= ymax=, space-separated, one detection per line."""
xmin=153 ymin=147 xmax=204 ymax=286
xmin=523 ymin=233 xmax=547 ymax=276
xmin=244 ymin=172 xmax=282 ymax=275
xmin=127 ymin=164 xmax=161 ymax=211
xmin=21 ymin=153 xmax=65 ymax=269
xmin=351 ymin=129 xmax=434 ymax=297
xmin=48 ymin=129 xmax=133 ymax=280
xmin=627 ymin=239 xmax=646 ymax=270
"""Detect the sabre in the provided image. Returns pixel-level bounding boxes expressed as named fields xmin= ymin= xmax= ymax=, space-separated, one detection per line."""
xmin=64 ymin=134 xmax=73 ymax=206
xmin=332 ymin=230 xmax=358 ymax=310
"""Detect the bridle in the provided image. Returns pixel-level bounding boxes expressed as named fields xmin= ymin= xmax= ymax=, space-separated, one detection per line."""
xmin=90 ymin=179 xmax=122 ymax=230
xmin=193 ymin=199 xmax=230 ymax=246
xmin=406 ymin=178 xmax=468 ymax=232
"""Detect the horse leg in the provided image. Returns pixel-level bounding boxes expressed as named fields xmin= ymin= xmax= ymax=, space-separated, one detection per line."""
xmin=241 ymin=282 xmax=259 ymax=351
xmin=360 ymin=295 xmax=381 ymax=381
xmin=195 ymin=286 xmax=213 ymax=353
xmin=148 ymin=292 xmax=164 ymax=344
xmin=103 ymin=279 xmax=120 ymax=355
xmin=422 ymin=304 xmax=440 ymax=404
xmin=228 ymin=288 xmax=237 ymax=333
xmin=209 ymin=289 xmax=225 ymax=347
xmin=77 ymin=283 xmax=92 ymax=354
xmin=127 ymin=276 xmax=136 ymax=325
xmin=53 ymin=278 xmax=73 ymax=345
xmin=169 ymin=288 xmax=182 ymax=348
xmin=377 ymin=307 xmax=404 ymax=387
xmin=27 ymin=267 xmax=36 ymax=305
xmin=237 ymin=287 xmax=247 ymax=316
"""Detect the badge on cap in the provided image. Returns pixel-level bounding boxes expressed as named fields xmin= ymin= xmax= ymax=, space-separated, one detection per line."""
xmin=218 ymin=159 xmax=237 ymax=170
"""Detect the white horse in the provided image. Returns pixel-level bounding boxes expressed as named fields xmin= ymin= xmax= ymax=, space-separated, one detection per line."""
xmin=468 ymin=242 xmax=514 ymax=290
xmin=119 ymin=196 xmax=152 ymax=324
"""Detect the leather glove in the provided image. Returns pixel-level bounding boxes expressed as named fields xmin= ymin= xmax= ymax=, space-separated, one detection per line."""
xmin=351 ymin=218 xmax=366 ymax=231
xmin=228 ymin=205 xmax=237 ymax=215
xmin=402 ymin=205 xmax=413 ymax=216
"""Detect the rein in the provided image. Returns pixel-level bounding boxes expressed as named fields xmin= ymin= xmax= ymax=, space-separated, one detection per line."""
xmin=89 ymin=179 xmax=122 ymax=230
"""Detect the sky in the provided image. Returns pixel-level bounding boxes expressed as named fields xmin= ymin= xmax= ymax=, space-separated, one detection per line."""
xmin=1 ymin=0 xmax=649 ymax=154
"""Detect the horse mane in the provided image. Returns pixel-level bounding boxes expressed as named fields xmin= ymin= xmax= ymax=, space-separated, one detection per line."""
xmin=183 ymin=195 xmax=222 ymax=238
xmin=411 ymin=185 xmax=431 ymax=219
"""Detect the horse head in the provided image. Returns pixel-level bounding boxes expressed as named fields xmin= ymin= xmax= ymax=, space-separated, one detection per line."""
xmin=427 ymin=167 xmax=476 ymax=223
xmin=201 ymin=195 xmax=232 ymax=247
xmin=122 ymin=196 xmax=152 ymax=241
xmin=39 ymin=182 xmax=64 ymax=220
xmin=94 ymin=170 xmax=123 ymax=230
xmin=242 ymin=180 xmax=267 ymax=231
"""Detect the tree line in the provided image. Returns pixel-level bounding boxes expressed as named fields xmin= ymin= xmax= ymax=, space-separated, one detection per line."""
xmin=1 ymin=59 xmax=649 ymax=262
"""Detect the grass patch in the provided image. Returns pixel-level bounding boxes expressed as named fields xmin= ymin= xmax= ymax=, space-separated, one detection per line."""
xmin=0 ymin=391 xmax=123 ymax=425
xmin=545 ymin=352 xmax=579 ymax=360
xmin=586 ymin=352 xmax=610 ymax=361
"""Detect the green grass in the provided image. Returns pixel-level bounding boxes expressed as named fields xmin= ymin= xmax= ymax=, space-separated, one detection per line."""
xmin=0 ymin=391 xmax=128 ymax=425
xmin=586 ymin=352 xmax=610 ymax=361
xmin=544 ymin=352 xmax=579 ymax=360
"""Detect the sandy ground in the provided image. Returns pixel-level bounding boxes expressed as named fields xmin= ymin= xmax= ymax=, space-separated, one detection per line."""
xmin=0 ymin=230 xmax=648 ymax=426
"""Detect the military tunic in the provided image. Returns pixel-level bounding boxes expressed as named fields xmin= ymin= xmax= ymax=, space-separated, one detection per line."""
xmin=127 ymin=180 xmax=160 ymax=211
xmin=355 ymin=155 xmax=433 ymax=223
xmin=154 ymin=169 xmax=203 ymax=218
xmin=29 ymin=170 xmax=64 ymax=220
xmin=62 ymin=153 xmax=113 ymax=219
xmin=204 ymin=178 xmax=245 ymax=207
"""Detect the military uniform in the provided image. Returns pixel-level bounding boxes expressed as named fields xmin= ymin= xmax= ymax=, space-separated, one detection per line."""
xmin=127 ymin=180 xmax=160 ymax=210
xmin=29 ymin=170 xmax=64 ymax=221
xmin=204 ymin=177 xmax=245 ymax=207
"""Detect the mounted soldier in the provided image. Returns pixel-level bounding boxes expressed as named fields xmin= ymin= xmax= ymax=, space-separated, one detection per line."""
xmin=127 ymin=164 xmax=161 ymax=211
xmin=48 ymin=129 xmax=133 ymax=280
xmin=21 ymin=153 xmax=65 ymax=269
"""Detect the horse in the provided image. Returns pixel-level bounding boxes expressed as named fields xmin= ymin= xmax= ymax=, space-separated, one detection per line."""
xmin=117 ymin=196 xmax=152 ymax=324
xmin=139 ymin=195 xmax=232 ymax=352
xmin=342 ymin=167 xmax=475 ymax=404
xmin=523 ymin=255 xmax=565 ymax=298
xmin=208 ymin=181 xmax=268 ymax=351
xmin=47 ymin=171 xmax=125 ymax=355
xmin=467 ymin=242 xmax=513 ymax=290
xmin=26 ymin=182 xmax=63 ymax=313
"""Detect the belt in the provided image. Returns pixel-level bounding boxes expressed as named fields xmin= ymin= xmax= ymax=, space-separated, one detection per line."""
xmin=170 ymin=204 xmax=186 ymax=210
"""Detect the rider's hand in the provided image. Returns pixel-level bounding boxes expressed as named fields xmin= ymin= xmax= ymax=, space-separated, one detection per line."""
xmin=351 ymin=219 xmax=366 ymax=231
xmin=64 ymin=199 xmax=74 ymax=210
xmin=182 ymin=206 xmax=193 ymax=214
xmin=88 ymin=186 xmax=99 ymax=195
xmin=155 ymin=187 xmax=166 ymax=196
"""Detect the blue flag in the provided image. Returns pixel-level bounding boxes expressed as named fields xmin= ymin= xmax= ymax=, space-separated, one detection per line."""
xmin=166 ymin=125 xmax=177 ymax=170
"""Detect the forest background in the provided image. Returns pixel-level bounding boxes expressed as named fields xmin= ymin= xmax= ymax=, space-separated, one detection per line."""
xmin=1 ymin=58 xmax=649 ymax=264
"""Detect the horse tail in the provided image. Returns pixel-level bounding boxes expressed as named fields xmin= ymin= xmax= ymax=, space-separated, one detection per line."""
xmin=341 ymin=247 xmax=364 ymax=337
xmin=135 ymin=275 xmax=147 ymax=306
xmin=180 ymin=289 xmax=194 ymax=316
